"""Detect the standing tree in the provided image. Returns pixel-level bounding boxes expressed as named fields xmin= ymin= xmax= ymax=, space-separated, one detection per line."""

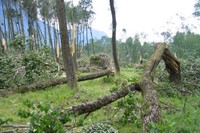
xmin=56 ymin=0 xmax=77 ymax=89
xmin=22 ymin=0 xmax=37 ymax=50
xmin=193 ymin=0 xmax=200 ymax=17
xmin=109 ymin=0 xmax=120 ymax=74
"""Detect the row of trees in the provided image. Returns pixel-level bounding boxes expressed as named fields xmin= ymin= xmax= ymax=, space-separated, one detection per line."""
xmin=0 ymin=0 xmax=95 ymax=58
xmin=1 ymin=0 xmax=200 ymax=61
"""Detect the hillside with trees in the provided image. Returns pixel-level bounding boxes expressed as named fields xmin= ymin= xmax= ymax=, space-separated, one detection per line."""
xmin=0 ymin=0 xmax=200 ymax=132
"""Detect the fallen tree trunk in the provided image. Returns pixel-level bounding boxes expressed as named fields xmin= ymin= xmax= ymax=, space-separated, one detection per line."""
xmin=62 ymin=42 xmax=180 ymax=132
xmin=68 ymin=84 xmax=140 ymax=116
xmin=0 ymin=69 xmax=114 ymax=97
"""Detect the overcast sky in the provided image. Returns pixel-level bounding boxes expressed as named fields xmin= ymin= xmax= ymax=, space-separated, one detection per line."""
xmin=90 ymin=0 xmax=199 ymax=42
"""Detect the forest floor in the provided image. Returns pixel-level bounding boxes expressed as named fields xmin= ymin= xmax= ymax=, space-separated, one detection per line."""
xmin=0 ymin=68 xmax=200 ymax=132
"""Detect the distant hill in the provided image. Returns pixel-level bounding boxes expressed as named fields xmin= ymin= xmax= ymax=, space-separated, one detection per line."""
xmin=91 ymin=29 xmax=107 ymax=40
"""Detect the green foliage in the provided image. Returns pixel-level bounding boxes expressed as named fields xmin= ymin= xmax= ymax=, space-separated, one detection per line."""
xmin=23 ymin=51 xmax=45 ymax=83
xmin=145 ymin=107 xmax=200 ymax=133
xmin=0 ymin=52 xmax=22 ymax=89
xmin=81 ymin=123 xmax=118 ymax=133
xmin=9 ymin=35 xmax=25 ymax=50
xmin=18 ymin=99 xmax=73 ymax=133
xmin=0 ymin=117 xmax=13 ymax=126
xmin=102 ymin=76 xmax=115 ymax=83
xmin=127 ymin=76 xmax=139 ymax=83
xmin=109 ymin=85 xmax=118 ymax=93
xmin=172 ymin=31 xmax=200 ymax=58
xmin=117 ymin=92 xmax=141 ymax=128
xmin=0 ymin=45 xmax=58 ymax=89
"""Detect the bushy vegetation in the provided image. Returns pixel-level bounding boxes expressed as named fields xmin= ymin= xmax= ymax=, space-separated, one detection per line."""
xmin=18 ymin=99 xmax=72 ymax=133
xmin=81 ymin=123 xmax=118 ymax=133
xmin=0 ymin=45 xmax=59 ymax=89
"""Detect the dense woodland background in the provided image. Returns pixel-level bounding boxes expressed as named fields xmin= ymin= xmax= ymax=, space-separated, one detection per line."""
xmin=0 ymin=0 xmax=200 ymax=132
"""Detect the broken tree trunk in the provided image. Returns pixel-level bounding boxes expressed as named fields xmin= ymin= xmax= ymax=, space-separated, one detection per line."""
xmin=0 ymin=69 xmax=114 ymax=97
xmin=162 ymin=48 xmax=181 ymax=82
xmin=140 ymin=42 xmax=181 ymax=132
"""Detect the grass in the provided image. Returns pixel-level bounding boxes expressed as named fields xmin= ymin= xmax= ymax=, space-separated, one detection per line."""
xmin=0 ymin=84 xmax=74 ymax=123
xmin=1 ymin=67 xmax=200 ymax=132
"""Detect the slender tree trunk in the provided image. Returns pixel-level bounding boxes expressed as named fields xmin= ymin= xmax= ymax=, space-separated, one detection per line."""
xmin=56 ymin=0 xmax=77 ymax=89
xmin=5 ymin=0 xmax=11 ymax=40
xmin=1 ymin=0 xmax=7 ymax=41
xmin=35 ymin=22 xmax=41 ymax=49
xmin=89 ymin=26 xmax=95 ymax=54
xmin=19 ymin=0 xmax=25 ymax=44
xmin=71 ymin=23 xmax=78 ymax=70
xmin=53 ymin=22 xmax=59 ymax=62
xmin=110 ymin=0 xmax=120 ymax=74
xmin=0 ymin=23 xmax=5 ymax=39
xmin=28 ymin=18 xmax=34 ymax=50
xmin=0 ymin=29 xmax=6 ymax=54
xmin=36 ymin=22 xmax=45 ymax=46
xmin=82 ymin=25 xmax=85 ymax=50
xmin=33 ymin=22 xmax=38 ymax=49
xmin=47 ymin=19 xmax=54 ymax=57
xmin=79 ymin=26 xmax=82 ymax=58
xmin=86 ymin=25 xmax=89 ymax=55
xmin=13 ymin=3 xmax=20 ymax=33
xmin=76 ymin=25 xmax=80 ymax=58
xmin=43 ymin=19 xmax=47 ymax=45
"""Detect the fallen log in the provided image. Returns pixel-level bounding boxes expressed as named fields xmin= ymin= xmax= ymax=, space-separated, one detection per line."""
xmin=59 ymin=83 xmax=140 ymax=124
xmin=68 ymin=84 xmax=140 ymax=116
xmin=0 ymin=69 xmax=114 ymax=97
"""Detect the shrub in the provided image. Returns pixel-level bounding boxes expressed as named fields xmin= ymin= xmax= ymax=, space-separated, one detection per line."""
xmin=81 ymin=123 xmax=118 ymax=133
xmin=18 ymin=99 xmax=73 ymax=133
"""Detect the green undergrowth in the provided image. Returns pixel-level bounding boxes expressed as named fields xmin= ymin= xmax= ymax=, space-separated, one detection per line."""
xmin=0 ymin=84 xmax=74 ymax=123
xmin=1 ymin=67 xmax=200 ymax=132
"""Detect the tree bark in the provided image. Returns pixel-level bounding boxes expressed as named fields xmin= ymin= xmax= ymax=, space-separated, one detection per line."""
xmin=162 ymin=49 xmax=181 ymax=82
xmin=89 ymin=26 xmax=95 ymax=54
xmin=0 ymin=69 xmax=114 ymax=97
xmin=63 ymin=84 xmax=140 ymax=119
xmin=56 ymin=0 xmax=77 ymax=89
xmin=110 ymin=0 xmax=120 ymax=75
xmin=19 ymin=0 xmax=25 ymax=44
